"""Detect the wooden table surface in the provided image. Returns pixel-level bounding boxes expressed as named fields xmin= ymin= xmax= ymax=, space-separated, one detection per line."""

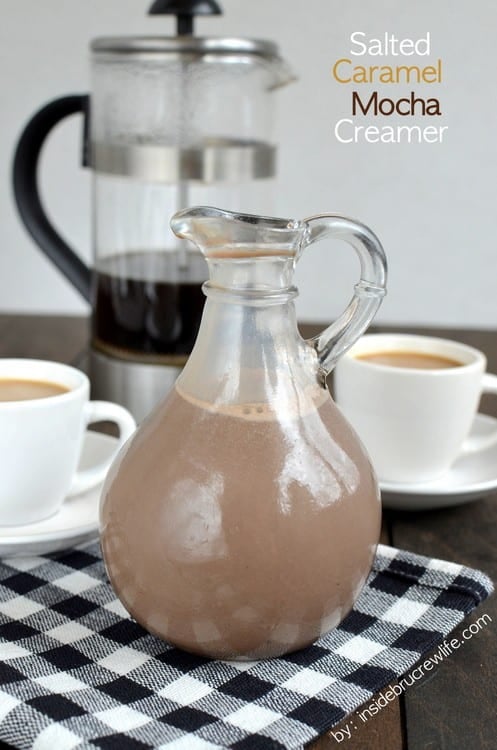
xmin=0 ymin=314 xmax=495 ymax=750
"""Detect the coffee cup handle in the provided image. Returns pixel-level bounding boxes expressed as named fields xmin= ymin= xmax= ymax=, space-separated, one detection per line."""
xmin=67 ymin=401 xmax=136 ymax=497
xmin=461 ymin=374 xmax=497 ymax=454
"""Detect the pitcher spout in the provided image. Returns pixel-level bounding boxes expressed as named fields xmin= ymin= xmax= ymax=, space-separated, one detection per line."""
xmin=170 ymin=206 xmax=306 ymax=261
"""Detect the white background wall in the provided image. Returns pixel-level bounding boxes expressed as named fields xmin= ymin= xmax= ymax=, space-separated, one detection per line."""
xmin=1 ymin=0 xmax=496 ymax=328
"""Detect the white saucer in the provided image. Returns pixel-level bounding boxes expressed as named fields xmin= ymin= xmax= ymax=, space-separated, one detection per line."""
xmin=0 ymin=432 xmax=118 ymax=557
xmin=380 ymin=413 xmax=497 ymax=510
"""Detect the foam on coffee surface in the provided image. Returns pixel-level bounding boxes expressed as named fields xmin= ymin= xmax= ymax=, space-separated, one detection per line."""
xmin=0 ymin=378 xmax=69 ymax=402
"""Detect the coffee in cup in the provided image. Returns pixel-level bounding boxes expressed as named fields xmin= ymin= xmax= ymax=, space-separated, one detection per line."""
xmin=334 ymin=334 xmax=497 ymax=483
xmin=0 ymin=378 xmax=69 ymax=401
xmin=356 ymin=351 xmax=462 ymax=370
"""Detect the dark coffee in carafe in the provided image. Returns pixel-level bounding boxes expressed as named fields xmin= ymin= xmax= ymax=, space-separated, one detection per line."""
xmin=92 ymin=250 xmax=207 ymax=361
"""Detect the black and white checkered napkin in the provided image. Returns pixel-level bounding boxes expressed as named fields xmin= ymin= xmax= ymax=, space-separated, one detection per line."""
xmin=0 ymin=542 xmax=492 ymax=750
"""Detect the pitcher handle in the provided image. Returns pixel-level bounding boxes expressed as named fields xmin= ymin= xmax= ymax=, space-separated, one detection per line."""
xmin=303 ymin=214 xmax=387 ymax=375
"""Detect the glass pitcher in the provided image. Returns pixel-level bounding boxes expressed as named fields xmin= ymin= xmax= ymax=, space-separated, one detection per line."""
xmin=100 ymin=206 xmax=387 ymax=660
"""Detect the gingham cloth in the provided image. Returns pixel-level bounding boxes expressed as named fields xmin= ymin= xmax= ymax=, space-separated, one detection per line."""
xmin=0 ymin=542 xmax=491 ymax=750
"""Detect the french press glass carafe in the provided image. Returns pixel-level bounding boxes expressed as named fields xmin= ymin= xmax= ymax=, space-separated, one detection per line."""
xmin=13 ymin=0 xmax=294 ymax=421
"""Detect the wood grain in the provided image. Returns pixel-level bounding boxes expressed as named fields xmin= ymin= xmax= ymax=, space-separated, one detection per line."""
xmin=390 ymin=500 xmax=496 ymax=750
xmin=376 ymin=327 xmax=497 ymax=750
xmin=0 ymin=314 xmax=88 ymax=363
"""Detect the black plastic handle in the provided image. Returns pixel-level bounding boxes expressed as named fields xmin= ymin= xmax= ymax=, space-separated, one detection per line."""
xmin=12 ymin=95 xmax=92 ymax=301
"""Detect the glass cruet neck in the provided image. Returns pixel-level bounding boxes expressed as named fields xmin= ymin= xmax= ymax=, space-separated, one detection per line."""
xmin=171 ymin=208 xmax=322 ymax=410
xmin=175 ymin=289 xmax=322 ymax=412
xmin=171 ymin=206 xmax=308 ymax=301
xmin=172 ymin=205 xmax=388 ymax=398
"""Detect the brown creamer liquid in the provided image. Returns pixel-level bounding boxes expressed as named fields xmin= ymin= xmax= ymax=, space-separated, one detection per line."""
xmin=100 ymin=385 xmax=380 ymax=659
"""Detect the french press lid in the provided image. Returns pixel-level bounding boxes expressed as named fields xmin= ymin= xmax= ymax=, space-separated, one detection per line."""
xmin=89 ymin=0 xmax=293 ymax=183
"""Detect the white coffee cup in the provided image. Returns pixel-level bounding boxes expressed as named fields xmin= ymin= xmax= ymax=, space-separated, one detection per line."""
xmin=0 ymin=359 xmax=136 ymax=526
xmin=334 ymin=334 xmax=497 ymax=483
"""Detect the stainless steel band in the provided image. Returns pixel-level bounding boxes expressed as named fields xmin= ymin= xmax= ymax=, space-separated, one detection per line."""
xmin=91 ymin=140 xmax=276 ymax=181
xmin=91 ymin=36 xmax=280 ymax=59
xmin=90 ymin=350 xmax=182 ymax=423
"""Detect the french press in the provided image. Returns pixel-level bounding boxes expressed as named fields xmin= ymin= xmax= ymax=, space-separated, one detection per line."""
xmin=13 ymin=0 xmax=294 ymax=421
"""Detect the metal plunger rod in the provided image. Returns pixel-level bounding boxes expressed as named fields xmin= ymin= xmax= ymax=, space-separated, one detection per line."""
xmin=177 ymin=15 xmax=194 ymax=34
xmin=148 ymin=0 xmax=223 ymax=265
